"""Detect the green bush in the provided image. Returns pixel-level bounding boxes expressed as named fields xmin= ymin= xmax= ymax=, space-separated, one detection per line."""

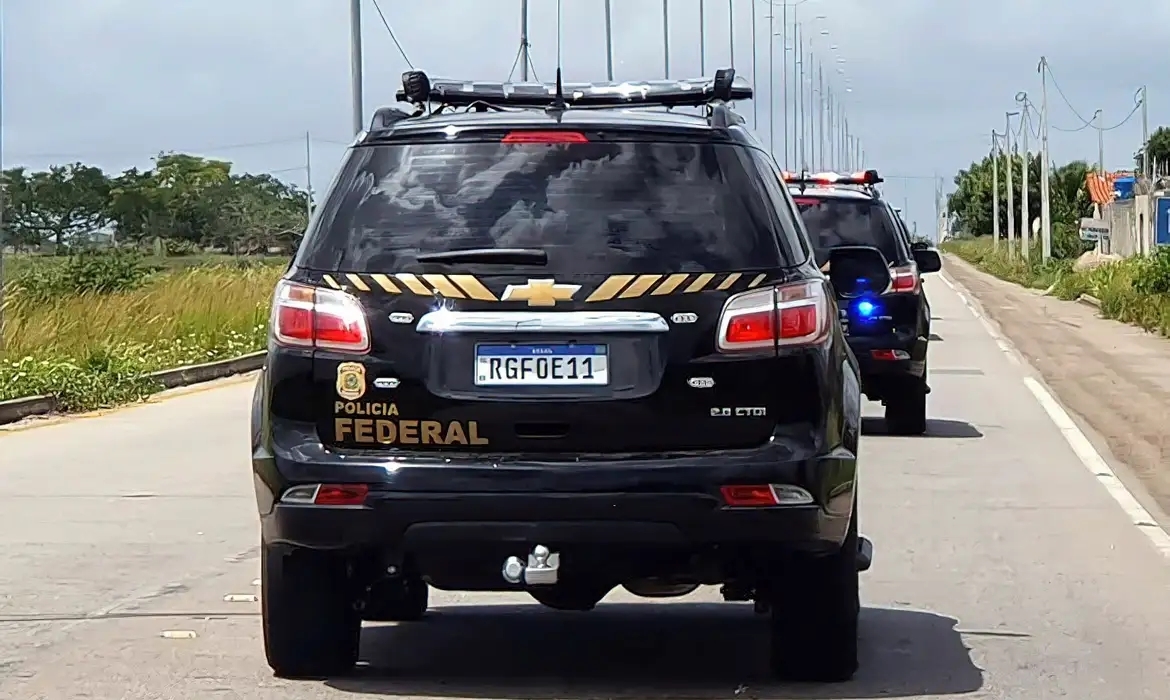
xmin=10 ymin=250 xmax=158 ymax=303
xmin=1131 ymin=246 xmax=1170 ymax=295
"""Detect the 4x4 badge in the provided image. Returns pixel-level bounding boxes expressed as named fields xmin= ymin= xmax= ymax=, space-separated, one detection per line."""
xmin=501 ymin=279 xmax=580 ymax=307
xmin=336 ymin=362 xmax=367 ymax=400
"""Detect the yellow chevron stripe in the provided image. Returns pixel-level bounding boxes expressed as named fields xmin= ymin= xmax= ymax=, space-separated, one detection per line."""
xmin=447 ymin=274 xmax=498 ymax=301
xmin=683 ymin=273 xmax=716 ymax=293
xmin=394 ymin=273 xmax=432 ymax=295
xmin=321 ymin=274 xmax=341 ymax=289
xmin=368 ymin=273 xmax=401 ymax=293
xmin=422 ymin=274 xmax=465 ymax=298
xmin=748 ymin=273 xmax=767 ymax=288
xmin=345 ymin=273 xmax=370 ymax=291
xmin=716 ymin=272 xmax=742 ymax=290
xmin=651 ymin=273 xmax=689 ymax=295
xmin=586 ymin=274 xmax=635 ymax=302
xmin=618 ymin=274 xmax=662 ymax=299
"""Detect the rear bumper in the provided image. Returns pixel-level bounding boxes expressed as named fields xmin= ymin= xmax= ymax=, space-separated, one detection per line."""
xmin=847 ymin=330 xmax=928 ymax=381
xmin=253 ymin=422 xmax=857 ymax=556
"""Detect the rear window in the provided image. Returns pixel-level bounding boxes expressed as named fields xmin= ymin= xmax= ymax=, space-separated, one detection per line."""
xmin=792 ymin=196 xmax=904 ymax=266
xmin=299 ymin=140 xmax=796 ymax=273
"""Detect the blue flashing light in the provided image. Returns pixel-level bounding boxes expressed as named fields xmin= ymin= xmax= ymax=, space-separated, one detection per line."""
xmin=856 ymin=300 xmax=876 ymax=317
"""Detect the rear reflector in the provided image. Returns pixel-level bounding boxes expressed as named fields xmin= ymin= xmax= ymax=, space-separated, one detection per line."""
xmin=717 ymin=279 xmax=830 ymax=353
xmin=280 ymin=483 xmax=369 ymax=506
xmin=271 ymin=280 xmax=370 ymax=354
xmin=871 ymin=349 xmax=910 ymax=361
xmin=501 ymin=130 xmax=589 ymax=144
xmin=721 ymin=485 xmax=779 ymax=507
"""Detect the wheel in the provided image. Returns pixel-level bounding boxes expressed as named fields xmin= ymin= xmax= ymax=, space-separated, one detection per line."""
xmin=362 ymin=575 xmax=429 ymax=621
xmin=766 ymin=508 xmax=860 ymax=682
xmin=884 ymin=375 xmax=927 ymax=435
xmin=262 ymin=543 xmax=361 ymax=678
xmin=529 ymin=583 xmax=612 ymax=611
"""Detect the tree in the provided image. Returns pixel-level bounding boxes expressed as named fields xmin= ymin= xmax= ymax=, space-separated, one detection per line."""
xmin=1135 ymin=126 xmax=1170 ymax=173
xmin=1 ymin=164 xmax=111 ymax=251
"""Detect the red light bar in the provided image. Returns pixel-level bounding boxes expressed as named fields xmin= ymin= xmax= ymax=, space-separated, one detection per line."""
xmin=502 ymin=130 xmax=589 ymax=144
xmin=782 ymin=169 xmax=883 ymax=186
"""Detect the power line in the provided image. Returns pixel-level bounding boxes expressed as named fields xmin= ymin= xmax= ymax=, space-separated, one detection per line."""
xmin=1042 ymin=61 xmax=1143 ymax=132
xmin=369 ymin=0 xmax=413 ymax=68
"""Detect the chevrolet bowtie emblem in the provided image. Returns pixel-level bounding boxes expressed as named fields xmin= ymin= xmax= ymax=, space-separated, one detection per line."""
xmin=500 ymin=279 xmax=580 ymax=307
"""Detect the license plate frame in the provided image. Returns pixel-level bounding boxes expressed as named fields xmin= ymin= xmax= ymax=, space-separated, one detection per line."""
xmin=474 ymin=343 xmax=609 ymax=387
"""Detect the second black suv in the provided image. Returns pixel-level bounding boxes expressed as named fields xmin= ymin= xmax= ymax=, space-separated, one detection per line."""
xmin=252 ymin=69 xmax=872 ymax=683
xmin=786 ymin=172 xmax=941 ymax=435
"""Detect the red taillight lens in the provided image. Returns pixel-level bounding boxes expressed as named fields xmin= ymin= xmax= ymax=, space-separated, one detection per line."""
xmin=889 ymin=264 xmax=919 ymax=293
xmin=501 ymin=130 xmax=589 ymax=144
xmin=313 ymin=483 xmax=369 ymax=506
xmin=721 ymin=485 xmax=779 ymax=507
xmin=271 ymin=281 xmax=370 ymax=353
xmin=717 ymin=280 xmax=829 ymax=353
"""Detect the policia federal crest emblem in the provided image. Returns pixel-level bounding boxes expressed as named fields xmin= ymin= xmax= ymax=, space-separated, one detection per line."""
xmin=336 ymin=362 xmax=367 ymax=400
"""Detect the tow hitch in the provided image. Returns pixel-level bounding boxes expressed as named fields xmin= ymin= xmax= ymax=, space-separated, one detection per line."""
xmin=501 ymin=544 xmax=561 ymax=585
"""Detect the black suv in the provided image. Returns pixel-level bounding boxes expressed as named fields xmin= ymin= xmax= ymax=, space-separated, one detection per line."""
xmin=252 ymin=69 xmax=871 ymax=682
xmin=786 ymin=173 xmax=941 ymax=435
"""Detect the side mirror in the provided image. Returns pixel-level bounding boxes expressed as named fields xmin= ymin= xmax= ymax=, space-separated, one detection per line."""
xmin=913 ymin=248 xmax=942 ymax=274
xmin=828 ymin=245 xmax=892 ymax=297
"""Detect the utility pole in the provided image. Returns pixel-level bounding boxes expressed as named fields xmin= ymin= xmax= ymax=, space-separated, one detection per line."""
xmin=0 ymin=180 xmax=6 ymax=352
xmin=304 ymin=132 xmax=314 ymax=222
xmin=1038 ymin=56 xmax=1052 ymax=260
xmin=520 ymin=0 xmax=530 ymax=81
xmin=767 ymin=7 xmax=774 ymax=157
xmin=1141 ymin=85 xmax=1150 ymax=182
xmin=750 ymin=0 xmax=757 ymax=127
xmin=818 ymin=64 xmax=825 ymax=170
xmin=1017 ymin=94 xmax=1030 ymax=261
xmin=699 ymin=0 xmax=706 ymax=75
xmin=782 ymin=0 xmax=789 ymax=169
xmin=662 ymin=0 xmax=670 ymax=79
xmin=349 ymin=0 xmax=364 ymax=136
xmin=992 ymin=130 xmax=1000 ymax=249
xmin=1005 ymin=111 xmax=1018 ymax=253
xmin=604 ymin=0 xmax=614 ymax=81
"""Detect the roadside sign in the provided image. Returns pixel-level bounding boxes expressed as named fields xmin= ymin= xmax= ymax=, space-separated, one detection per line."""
xmin=1079 ymin=217 xmax=1110 ymax=242
xmin=1156 ymin=196 xmax=1170 ymax=245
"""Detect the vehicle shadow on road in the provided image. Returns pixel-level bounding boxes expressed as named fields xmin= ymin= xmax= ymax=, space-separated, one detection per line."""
xmin=327 ymin=603 xmax=983 ymax=699
xmin=861 ymin=418 xmax=983 ymax=439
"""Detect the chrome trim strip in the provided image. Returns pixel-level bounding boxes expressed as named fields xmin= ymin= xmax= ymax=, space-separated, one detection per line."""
xmin=415 ymin=310 xmax=669 ymax=334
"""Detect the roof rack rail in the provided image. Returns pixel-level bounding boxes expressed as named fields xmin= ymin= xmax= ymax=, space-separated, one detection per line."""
xmin=395 ymin=68 xmax=752 ymax=110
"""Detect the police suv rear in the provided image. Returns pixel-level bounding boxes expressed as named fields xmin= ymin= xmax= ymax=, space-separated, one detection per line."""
xmin=786 ymin=171 xmax=942 ymax=435
xmin=252 ymin=69 xmax=869 ymax=682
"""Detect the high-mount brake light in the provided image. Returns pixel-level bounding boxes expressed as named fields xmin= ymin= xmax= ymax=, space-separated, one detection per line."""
xmin=889 ymin=263 xmax=920 ymax=293
xmin=502 ymin=131 xmax=589 ymax=144
xmin=717 ymin=279 xmax=830 ymax=353
xmin=271 ymin=280 xmax=371 ymax=353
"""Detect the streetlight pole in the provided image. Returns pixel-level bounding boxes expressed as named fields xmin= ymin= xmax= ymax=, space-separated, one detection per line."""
xmin=1005 ymin=110 xmax=1018 ymax=253
xmin=349 ymin=0 xmax=364 ymax=135
xmin=728 ymin=0 xmax=734 ymax=68
xmin=699 ymin=0 xmax=706 ymax=75
xmin=604 ymin=0 xmax=614 ymax=81
xmin=767 ymin=7 xmax=775 ymax=157
xmin=1016 ymin=92 xmax=1030 ymax=260
xmin=991 ymin=130 xmax=1000 ymax=249
xmin=662 ymin=0 xmax=670 ymax=79
xmin=750 ymin=1 xmax=758 ymax=127
xmin=520 ymin=0 xmax=530 ymax=81
xmin=1038 ymin=56 xmax=1052 ymax=260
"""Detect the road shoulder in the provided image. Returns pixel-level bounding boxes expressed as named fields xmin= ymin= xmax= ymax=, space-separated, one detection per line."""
xmin=943 ymin=254 xmax=1170 ymax=525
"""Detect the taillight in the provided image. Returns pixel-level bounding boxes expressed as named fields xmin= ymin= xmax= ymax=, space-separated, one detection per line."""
xmin=717 ymin=279 xmax=830 ymax=353
xmin=889 ymin=264 xmax=919 ymax=293
xmin=271 ymin=280 xmax=370 ymax=354
xmin=501 ymin=130 xmax=589 ymax=144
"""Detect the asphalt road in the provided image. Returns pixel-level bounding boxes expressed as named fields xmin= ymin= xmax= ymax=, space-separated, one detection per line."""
xmin=3 ymin=273 xmax=1170 ymax=700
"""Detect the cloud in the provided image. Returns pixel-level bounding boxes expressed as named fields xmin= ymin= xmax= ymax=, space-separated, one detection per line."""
xmin=3 ymin=0 xmax=1164 ymax=237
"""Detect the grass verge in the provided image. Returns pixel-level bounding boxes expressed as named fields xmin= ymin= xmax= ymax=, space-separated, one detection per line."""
xmin=1 ymin=261 xmax=284 ymax=411
xmin=941 ymin=237 xmax=1170 ymax=337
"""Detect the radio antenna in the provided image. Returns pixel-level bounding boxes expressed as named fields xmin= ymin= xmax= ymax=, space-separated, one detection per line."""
xmin=549 ymin=0 xmax=567 ymax=112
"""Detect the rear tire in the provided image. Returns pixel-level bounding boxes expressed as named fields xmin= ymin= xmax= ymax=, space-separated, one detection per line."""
xmin=362 ymin=575 xmax=429 ymax=621
xmin=884 ymin=375 xmax=927 ymax=435
xmin=766 ymin=511 xmax=860 ymax=682
xmin=262 ymin=543 xmax=361 ymax=679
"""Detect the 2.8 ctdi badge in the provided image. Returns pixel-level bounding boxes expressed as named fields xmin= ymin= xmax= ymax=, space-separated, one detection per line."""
xmin=336 ymin=362 xmax=367 ymax=400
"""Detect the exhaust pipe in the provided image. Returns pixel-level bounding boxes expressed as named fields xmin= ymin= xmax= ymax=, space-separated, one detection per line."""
xmin=622 ymin=579 xmax=700 ymax=598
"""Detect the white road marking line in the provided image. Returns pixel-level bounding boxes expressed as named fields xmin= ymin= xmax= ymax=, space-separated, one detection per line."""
xmin=223 ymin=594 xmax=258 ymax=603
xmin=251 ymin=578 xmax=261 ymax=587
xmin=937 ymin=270 xmax=1170 ymax=560
xmin=161 ymin=630 xmax=197 ymax=639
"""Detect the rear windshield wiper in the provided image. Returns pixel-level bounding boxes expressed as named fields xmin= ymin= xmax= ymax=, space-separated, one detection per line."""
xmin=415 ymin=248 xmax=548 ymax=265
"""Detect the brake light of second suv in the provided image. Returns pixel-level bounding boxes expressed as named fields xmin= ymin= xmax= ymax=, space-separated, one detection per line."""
xmin=716 ymin=279 xmax=832 ymax=353
xmin=889 ymin=263 xmax=920 ymax=294
xmin=271 ymin=280 xmax=371 ymax=354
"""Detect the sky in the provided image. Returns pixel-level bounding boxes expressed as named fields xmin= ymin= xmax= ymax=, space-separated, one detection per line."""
xmin=3 ymin=0 xmax=1167 ymax=240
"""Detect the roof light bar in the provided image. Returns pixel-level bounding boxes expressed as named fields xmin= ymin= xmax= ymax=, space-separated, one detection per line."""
xmin=782 ymin=169 xmax=883 ymax=186
xmin=396 ymin=68 xmax=753 ymax=109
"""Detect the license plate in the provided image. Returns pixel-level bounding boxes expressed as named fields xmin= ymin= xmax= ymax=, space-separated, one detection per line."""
xmin=474 ymin=344 xmax=608 ymax=386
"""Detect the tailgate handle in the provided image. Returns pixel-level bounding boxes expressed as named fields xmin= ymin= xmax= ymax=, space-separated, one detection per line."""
xmin=415 ymin=310 xmax=669 ymax=334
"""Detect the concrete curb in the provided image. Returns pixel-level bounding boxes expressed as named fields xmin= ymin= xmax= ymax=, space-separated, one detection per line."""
xmin=0 ymin=351 xmax=266 ymax=426
xmin=1077 ymin=294 xmax=1103 ymax=309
